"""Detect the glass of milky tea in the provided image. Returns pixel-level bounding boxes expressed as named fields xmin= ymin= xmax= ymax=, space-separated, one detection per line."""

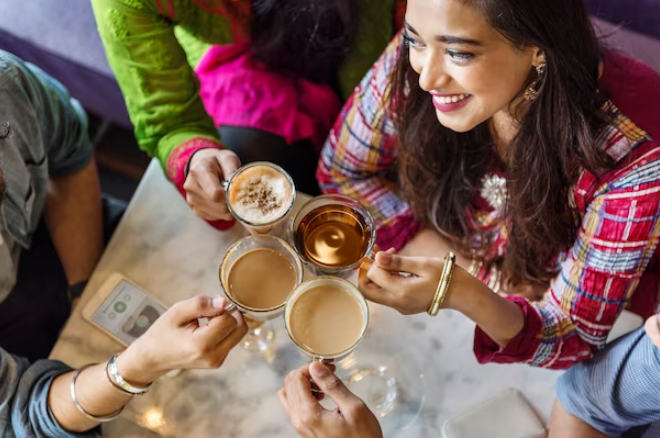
xmin=222 ymin=162 xmax=296 ymax=235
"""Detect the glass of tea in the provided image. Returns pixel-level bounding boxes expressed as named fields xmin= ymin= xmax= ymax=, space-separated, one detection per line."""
xmin=284 ymin=276 xmax=369 ymax=361
xmin=290 ymin=194 xmax=376 ymax=276
xmin=223 ymin=161 xmax=296 ymax=236
xmin=219 ymin=235 xmax=304 ymax=351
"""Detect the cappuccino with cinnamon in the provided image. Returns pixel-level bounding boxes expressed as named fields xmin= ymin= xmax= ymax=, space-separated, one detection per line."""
xmin=227 ymin=164 xmax=294 ymax=233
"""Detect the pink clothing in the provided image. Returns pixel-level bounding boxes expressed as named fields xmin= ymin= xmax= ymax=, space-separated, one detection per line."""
xmin=196 ymin=44 xmax=342 ymax=152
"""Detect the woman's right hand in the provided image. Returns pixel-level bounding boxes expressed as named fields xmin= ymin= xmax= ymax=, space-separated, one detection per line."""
xmin=358 ymin=251 xmax=445 ymax=315
xmin=183 ymin=148 xmax=241 ymax=221
xmin=116 ymin=296 xmax=247 ymax=385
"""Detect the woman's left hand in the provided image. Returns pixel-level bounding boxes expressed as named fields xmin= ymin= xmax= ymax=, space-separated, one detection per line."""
xmin=358 ymin=250 xmax=447 ymax=315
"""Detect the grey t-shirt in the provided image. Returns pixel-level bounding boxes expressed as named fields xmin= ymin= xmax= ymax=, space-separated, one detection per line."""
xmin=0 ymin=50 xmax=94 ymax=303
xmin=0 ymin=228 xmax=18 ymax=303
xmin=0 ymin=51 xmax=95 ymax=436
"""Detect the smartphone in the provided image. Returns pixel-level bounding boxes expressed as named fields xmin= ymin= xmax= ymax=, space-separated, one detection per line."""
xmin=82 ymin=273 xmax=169 ymax=347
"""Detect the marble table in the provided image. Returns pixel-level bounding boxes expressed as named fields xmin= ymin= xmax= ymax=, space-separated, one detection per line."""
xmin=50 ymin=160 xmax=561 ymax=438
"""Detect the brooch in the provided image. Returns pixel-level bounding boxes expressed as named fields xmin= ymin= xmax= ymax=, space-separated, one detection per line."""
xmin=480 ymin=174 xmax=507 ymax=211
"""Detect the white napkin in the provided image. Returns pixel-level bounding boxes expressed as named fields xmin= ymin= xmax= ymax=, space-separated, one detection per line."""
xmin=442 ymin=388 xmax=546 ymax=438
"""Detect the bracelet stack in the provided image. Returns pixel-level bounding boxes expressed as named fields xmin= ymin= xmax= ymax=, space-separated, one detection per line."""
xmin=70 ymin=364 xmax=124 ymax=423
xmin=70 ymin=354 xmax=152 ymax=423
xmin=427 ymin=252 xmax=456 ymax=317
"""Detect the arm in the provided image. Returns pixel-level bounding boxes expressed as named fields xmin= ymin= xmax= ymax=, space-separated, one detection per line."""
xmin=19 ymin=55 xmax=104 ymax=288
xmin=473 ymin=144 xmax=660 ymax=368
xmin=0 ymin=52 xmax=103 ymax=286
xmin=318 ymin=32 xmax=423 ymax=250
xmin=361 ymin=142 xmax=660 ymax=369
xmin=47 ymin=296 xmax=245 ymax=433
xmin=0 ymin=350 xmax=93 ymax=438
xmin=549 ymin=400 xmax=608 ymax=438
xmin=553 ymin=325 xmax=660 ymax=437
xmin=90 ymin=0 xmax=225 ymax=195
xmin=44 ymin=159 xmax=103 ymax=287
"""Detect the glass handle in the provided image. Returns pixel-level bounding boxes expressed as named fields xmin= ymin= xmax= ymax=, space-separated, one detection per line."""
xmin=358 ymin=244 xmax=381 ymax=271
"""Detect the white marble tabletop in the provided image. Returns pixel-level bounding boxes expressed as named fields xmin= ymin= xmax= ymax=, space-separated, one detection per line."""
xmin=50 ymin=160 xmax=561 ymax=438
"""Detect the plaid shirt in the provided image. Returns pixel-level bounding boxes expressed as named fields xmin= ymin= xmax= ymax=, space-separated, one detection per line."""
xmin=317 ymin=33 xmax=660 ymax=369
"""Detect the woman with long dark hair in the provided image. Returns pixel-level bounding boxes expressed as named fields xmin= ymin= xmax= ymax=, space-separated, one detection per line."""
xmin=91 ymin=0 xmax=404 ymax=228
xmin=317 ymin=0 xmax=660 ymax=373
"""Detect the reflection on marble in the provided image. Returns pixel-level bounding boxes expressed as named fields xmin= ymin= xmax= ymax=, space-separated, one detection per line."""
xmin=51 ymin=160 xmax=561 ymax=438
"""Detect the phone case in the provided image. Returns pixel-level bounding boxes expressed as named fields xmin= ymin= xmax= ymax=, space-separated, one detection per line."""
xmin=82 ymin=273 xmax=168 ymax=347
xmin=442 ymin=388 xmax=547 ymax=438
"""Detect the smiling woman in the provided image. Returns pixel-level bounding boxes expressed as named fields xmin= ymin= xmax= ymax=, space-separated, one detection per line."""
xmin=394 ymin=0 xmax=608 ymax=289
xmin=317 ymin=0 xmax=660 ymax=371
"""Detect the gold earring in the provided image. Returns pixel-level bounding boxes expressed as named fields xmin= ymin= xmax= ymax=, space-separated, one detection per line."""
xmin=524 ymin=63 xmax=546 ymax=101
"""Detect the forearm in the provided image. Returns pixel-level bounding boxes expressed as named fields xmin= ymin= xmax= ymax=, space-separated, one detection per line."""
xmin=446 ymin=267 xmax=526 ymax=347
xmin=549 ymin=400 xmax=608 ymax=438
xmin=400 ymin=228 xmax=472 ymax=267
xmin=48 ymin=364 xmax=130 ymax=432
xmin=48 ymin=345 xmax=163 ymax=433
xmin=400 ymin=228 xmax=525 ymax=346
xmin=44 ymin=158 xmax=103 ymax=286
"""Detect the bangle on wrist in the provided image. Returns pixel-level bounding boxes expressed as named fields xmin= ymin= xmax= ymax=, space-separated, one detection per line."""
xmin=427 ymin=252 xmax=456 ymax=317
xmin=71 ymin=364 xmax=124 ymax=422
xmin=105 ymin=354 xmax=151 ymax=396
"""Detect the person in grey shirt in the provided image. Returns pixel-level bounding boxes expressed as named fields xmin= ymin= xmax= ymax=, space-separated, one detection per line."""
xmin=0 ymin=49 xmax=113 ymax=361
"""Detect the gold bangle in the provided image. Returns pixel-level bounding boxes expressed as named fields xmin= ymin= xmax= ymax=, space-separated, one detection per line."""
xmin=427 ymin=252 xmax=456 ymax=316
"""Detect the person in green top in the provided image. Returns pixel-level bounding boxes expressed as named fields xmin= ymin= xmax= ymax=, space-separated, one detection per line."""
xmin=91 ymin=0 xmax=403 ymax=229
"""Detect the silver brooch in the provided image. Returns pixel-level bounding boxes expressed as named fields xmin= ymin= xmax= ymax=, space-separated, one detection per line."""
xmin=480 ymin=174 xmax=507 ymax=211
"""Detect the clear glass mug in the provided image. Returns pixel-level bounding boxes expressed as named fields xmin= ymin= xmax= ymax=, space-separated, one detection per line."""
xmin=223 ymin=161 xmax=296 ymax=235
xmin=284 ymin=276 xmax=370 ymax=361
xmin=219 ymin=235 xmax=304 ymax=351
xmin=290 ymin=194 xmax=377 ymax=276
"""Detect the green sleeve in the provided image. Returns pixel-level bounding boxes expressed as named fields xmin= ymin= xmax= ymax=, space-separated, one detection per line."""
xmin=90 ymin=0 xmax=221 ymax=169
xmin=338 ymin=0 xmax=396 ymax=99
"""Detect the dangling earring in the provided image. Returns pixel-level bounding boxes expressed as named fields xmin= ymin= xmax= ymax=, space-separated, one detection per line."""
xmin=524 ymin=63 xmax=546 ymax=101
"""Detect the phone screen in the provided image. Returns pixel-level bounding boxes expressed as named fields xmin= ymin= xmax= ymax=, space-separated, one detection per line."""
xmin=91 ymin=280 xmax=168 ymax=345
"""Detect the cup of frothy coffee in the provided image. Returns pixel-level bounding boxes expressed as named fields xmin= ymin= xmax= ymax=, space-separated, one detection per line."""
xmin=291 ymin=194 xmax=376 ymax=276
xmin=223 ymin=162 xmax=296 ymax=235
xmin=284 ymin=276 xmax=369 ymax=361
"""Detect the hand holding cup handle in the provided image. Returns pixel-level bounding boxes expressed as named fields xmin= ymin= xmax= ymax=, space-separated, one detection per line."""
xmin=358 ymin=250 xmax=447 ymax=315
xmin=184 ymin=149 xmax=242 ymax=222
xmin=116 ymin=296 xmax=247 ymax=386
xmin=356 ymin=244 xmax=382 ymax=272
xmin=279 ymin=362 xmax=383 ymax=438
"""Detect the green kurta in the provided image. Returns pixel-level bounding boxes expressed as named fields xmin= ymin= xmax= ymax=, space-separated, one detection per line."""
xmin=91 ymin=0 xmax=398 ymax=178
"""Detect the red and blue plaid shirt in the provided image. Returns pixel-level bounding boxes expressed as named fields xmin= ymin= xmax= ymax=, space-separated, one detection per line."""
xmin=317 ymin=33 xmax=660 ymax=369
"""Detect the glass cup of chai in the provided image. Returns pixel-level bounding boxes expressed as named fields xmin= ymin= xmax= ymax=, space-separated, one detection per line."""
xmin=223 ymin=162 xmax=296 ymax=236
xmin=219 ymin=235 xmax=304 ymax=351
xmin=290 ymin=195 xmax=377 ymax=276
xmin=284 ymin=276 xmax=369 ymax=362
xmin=285 ymin=276 xmax=421 ymax=429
